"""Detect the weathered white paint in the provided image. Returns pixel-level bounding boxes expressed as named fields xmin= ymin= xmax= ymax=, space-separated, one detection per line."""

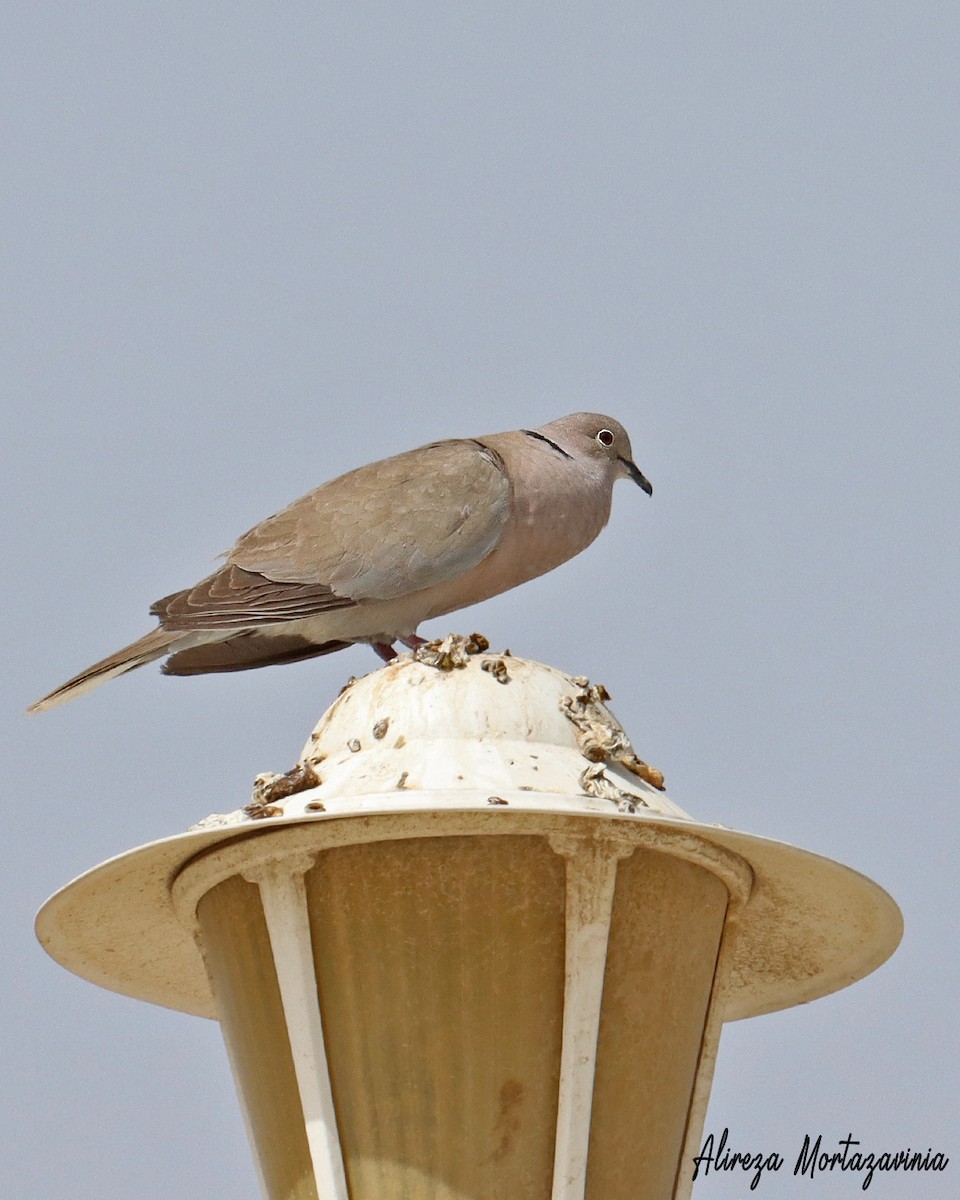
xmin=549 ymin=836 xmax=632 ymax=1200
xmin=245 ymin=856 xmax=349 ymax=1200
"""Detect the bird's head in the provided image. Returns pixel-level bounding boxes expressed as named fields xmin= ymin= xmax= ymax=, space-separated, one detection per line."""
xmin=537 ymin=412 xmax=653 ymax=496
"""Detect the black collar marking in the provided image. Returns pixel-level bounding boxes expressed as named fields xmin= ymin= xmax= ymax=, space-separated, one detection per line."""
xmin=521 ymin=430 xmax=573 ymax=460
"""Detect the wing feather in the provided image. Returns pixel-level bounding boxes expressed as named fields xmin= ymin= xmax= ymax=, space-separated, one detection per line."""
xmin=152 ymin=439 xmax=510 ymax=632
xmin=229 ymin=439 xmax=510 ymax=599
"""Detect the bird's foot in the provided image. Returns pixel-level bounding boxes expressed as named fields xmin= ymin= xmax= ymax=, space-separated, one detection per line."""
xmin=373 ymin=642 xmax=398 ymax=662
xmin=399 ymin=634 xmax=427 ymax=650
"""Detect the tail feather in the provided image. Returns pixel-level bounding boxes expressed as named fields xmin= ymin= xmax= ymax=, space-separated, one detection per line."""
xmin=163 ymin=632 xmax=351 ymax=675
xmin=27 ymin=626 xmax=182 ymax=714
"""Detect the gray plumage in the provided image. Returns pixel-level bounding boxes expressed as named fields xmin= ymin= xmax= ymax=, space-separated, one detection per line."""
xmin=28 ymin=413 xmax=651 ymax=712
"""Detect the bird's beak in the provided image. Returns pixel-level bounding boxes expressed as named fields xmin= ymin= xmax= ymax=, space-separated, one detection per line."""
xmin=619 ymin=456 xmax=653 ymax=496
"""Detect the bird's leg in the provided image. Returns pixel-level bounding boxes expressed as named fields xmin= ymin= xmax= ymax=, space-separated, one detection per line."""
xmin=399 ymin=634 xmax=427 ymax=650
xmin=372 ymin=642 xmax=398 ymax=662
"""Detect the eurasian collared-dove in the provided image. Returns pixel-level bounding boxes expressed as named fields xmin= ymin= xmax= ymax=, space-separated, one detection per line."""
xmin=28 ymin=413 xmax=651 ymax=712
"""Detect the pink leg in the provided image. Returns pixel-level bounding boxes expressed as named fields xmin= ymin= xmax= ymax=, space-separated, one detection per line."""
xmin=399 ymin=633 xmax=427 ymax=650
xmin=372 ymin=642 xmax=398 ymax=662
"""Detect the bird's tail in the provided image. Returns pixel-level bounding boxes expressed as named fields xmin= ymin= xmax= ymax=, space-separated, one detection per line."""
xmin=27 ymin=626 xmax=182 ymax=714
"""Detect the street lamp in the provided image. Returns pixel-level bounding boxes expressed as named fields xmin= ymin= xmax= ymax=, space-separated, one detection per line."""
xmin=37 ymin=640 xmax=901 ymax=1199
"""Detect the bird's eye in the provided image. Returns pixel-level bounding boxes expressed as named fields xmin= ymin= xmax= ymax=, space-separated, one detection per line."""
xmin=596 ymin=429 xmax=614 ymax=447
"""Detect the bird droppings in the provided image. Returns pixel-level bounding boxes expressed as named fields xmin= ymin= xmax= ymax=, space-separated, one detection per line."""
xmin=579 ymin=735 xmax=608 ymax=763
xmin=190 ymin=652 xmax=686 ymax=834
xmin=242 ymin=801 xmax=285 ymax=820
xmin=338 ymin=676 xmax=357 ymax=697
xmin=561 ymin=679 xmax=666 ymax=792
xmin=305 ymin=800 xmax=326 ymax=812
xmin=250 ymin=762 xmax=322 ymax=806
xmin=620 ymin=756 xmax=665 ymax=790
xmin=481 ymin=657 xmax=510 ymax=684
xmin=579 ymin=763 xmax=649 ymax=810
xmin=414 ymin=632 xmax=490 ymax=671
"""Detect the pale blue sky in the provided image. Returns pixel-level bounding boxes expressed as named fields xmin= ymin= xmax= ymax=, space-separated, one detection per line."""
xmin=3 ymin=4 xmax=957 ymax=1197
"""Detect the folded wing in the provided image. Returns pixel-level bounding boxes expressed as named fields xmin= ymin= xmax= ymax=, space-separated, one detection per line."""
xmin=153 ymin=439 xmax=511 ymax=631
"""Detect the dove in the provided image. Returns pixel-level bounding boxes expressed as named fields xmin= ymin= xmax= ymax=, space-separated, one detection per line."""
xmin=28 ymin=413 xmax=651 ymax=712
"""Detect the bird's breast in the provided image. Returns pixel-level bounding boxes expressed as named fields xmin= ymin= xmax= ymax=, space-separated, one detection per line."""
xmin=417 ymin=456 xmax=611 ymax=621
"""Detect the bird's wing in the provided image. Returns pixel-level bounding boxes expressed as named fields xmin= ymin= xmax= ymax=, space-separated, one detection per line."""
xmin=152 ymin=439 xmax=511 ymax=631
xmin=151 ymin=564 xmax=357 ymax=629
